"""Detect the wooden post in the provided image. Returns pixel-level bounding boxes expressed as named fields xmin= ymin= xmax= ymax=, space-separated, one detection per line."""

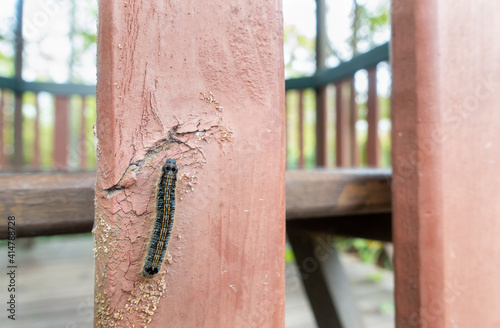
xmin=53 ymin=96 xmax=69 ymax=170
xmin=95 ymin=2 xmax=285 ymax=327
xmin=392 ymin=0 xmax=500 ymax=326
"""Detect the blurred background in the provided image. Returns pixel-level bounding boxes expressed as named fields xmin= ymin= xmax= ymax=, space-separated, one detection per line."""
xmin=0 ymin=0 xmax=394 ymax=327
xmin=0 ymin=0 xmax=391 ymax=172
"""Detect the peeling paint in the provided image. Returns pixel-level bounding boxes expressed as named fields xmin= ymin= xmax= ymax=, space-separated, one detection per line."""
xmin=94 ymin=92 xmax=233 ymax=327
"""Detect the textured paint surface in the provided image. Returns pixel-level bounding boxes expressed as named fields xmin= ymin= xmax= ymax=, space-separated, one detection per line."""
xmin=392 ymin=0 xmax=500 ymax=326
xmin=94 ymin=1 xmax=285 ymax=327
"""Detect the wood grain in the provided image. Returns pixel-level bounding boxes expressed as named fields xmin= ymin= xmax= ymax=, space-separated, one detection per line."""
xmin=0 ymin=173 xmax=95 ymax=238
xmin=286 ymin=168 xmax=391 ymax=220
xmin=95 ymin=1 xmax=286 ymax=327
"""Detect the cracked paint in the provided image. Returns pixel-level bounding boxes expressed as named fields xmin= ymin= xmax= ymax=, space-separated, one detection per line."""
xmin=94 ymin=91 xmax=232 ymax=327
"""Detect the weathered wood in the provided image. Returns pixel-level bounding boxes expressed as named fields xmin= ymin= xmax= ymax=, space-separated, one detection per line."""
xmin=392 ymin=0 xmax=500 ymax=326
xmin=0 ymin=169 xmax=391 ymax=239
xmin=0 ymin=173 xmax=95 ymax=238
xmin=95 ymin=1 xmax=285 ymax=327
xmin=287 ymin=168 xmax=391 ymax=219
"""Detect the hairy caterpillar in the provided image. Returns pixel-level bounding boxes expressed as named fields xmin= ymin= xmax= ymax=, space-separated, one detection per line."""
xmin=142 ymin=158 xmax=178 ymax=278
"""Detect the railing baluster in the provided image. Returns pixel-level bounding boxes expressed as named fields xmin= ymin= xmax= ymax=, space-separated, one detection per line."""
xmin=367 ymin=67 xmax=380 ymax=167
xmin=13 ymin=92 xmax=23 ymax=171
xmin=335 ymin=80 xmax=356 ymax=167
xmin=33 ymin=92 xmax=41 ymax=171
xmin=349 ymin=77 xmax=358 ymax=166
xmin=53 ymin=95 xmax=69 ymax=171
xmin=335 ymin=82 xmax=345 ymax=166
xmin=315 ymin=87 xmax=328 ymax=167
xmin=79 ymin=96 xmax=87 ymax=170
xmin=298 ymin=90 xmax=304 ymax=168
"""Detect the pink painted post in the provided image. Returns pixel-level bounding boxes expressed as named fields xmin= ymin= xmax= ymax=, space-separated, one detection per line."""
xmin=392 ymin=0 xmax=500 ymax=326
xmin=95 ymin=2 xmax=285 ymax=328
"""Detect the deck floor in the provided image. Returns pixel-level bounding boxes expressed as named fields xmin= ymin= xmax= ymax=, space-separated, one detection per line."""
xmin=0 ymin=235 xmax=394 ymax=328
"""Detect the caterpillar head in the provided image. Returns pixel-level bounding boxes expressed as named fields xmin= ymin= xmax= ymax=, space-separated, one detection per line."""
xmin=163 ymin=158 xmax=178 ymax=174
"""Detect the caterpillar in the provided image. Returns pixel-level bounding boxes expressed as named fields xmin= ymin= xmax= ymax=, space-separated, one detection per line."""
xmin=142 ymin=158 xmax=178 ymax=278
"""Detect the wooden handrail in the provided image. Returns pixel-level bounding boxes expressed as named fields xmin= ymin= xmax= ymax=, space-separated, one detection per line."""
xmin=0 ymin=42 xmax=389 ymax=99
xmin=0 ymin=169 xmax=391 ymax=239
xmin=0 ymin=76 xmax=96 ymax=96
xmin=0 ymin=173 xmax=95 ymax=238
xmin=285 ymin=42 xmax=389 ymax=91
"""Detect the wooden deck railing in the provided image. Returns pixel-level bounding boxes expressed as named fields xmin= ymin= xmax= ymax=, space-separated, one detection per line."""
xmin=0 ymin=77 xmax=96 ymax=172
xmin=0 ymin=43 xmax=389 ymax=173
xmin=285 ymin=42 xmax=389 ymax=168
xmin=0 ymin=43 xmax=392 ymax=240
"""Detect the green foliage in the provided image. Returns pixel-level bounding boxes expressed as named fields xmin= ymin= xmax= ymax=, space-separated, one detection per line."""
xmin=0 ymin=56 xmax=13 ymax=74
xmin=335 ymin=237 xmax=393 ymax=270
xmin=285 ymin=244 xmax=295 ymax=263
xmin=350 ymin=0 xmax=390 ymax=53
xmin=284 ymin=24 xmax=316 ymax=78
xmin=379 ymin=301 xmax=395 ymax=316
xmin=0 ymin=1 xmax=98 ymax=170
